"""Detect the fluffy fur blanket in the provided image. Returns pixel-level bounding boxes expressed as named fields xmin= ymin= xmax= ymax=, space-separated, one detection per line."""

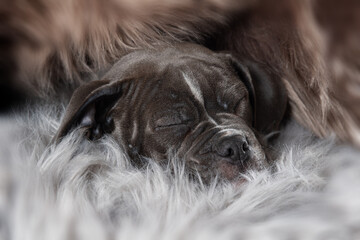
xmin=1 ymin=102 xmax=360 ymax=240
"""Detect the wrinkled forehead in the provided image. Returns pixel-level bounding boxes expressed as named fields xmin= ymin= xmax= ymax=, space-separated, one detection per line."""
xmin=102 ymin=44 xmax=241 ymax=97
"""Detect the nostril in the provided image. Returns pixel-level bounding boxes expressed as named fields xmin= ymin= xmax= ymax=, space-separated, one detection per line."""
xmin=242 ymin=141 xmax=249 ymax=152
xmin=215 ymin=141 xmax=237 ymax=158
xmin=225 ymin=147 xmax=235 ymax=157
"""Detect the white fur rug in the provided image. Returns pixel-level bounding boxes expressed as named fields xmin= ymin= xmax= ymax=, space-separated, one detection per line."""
xmin=1 ymin=102 xmax=360 ymax=240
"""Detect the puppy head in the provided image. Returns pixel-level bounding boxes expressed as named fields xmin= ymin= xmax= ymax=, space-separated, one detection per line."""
xmin=55 ymin=43 xmax=287 ymax=183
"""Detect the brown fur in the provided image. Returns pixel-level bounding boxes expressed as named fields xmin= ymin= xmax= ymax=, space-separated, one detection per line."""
xmin=1 ymin=0 xmax=360 ymax=146
xmin=208 ymin=0 xmax=360 ymax=145
xmin=0 ymin=0 xmax=254 ymax=95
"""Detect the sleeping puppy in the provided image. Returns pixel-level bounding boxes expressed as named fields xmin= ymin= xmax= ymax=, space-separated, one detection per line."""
xmin=55 ymin=43 xmax=287 ymax=183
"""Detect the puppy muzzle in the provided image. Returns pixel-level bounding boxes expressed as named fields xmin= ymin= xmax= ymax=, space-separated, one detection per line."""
xmin=178 ymin=121 xmax=267 ymax=182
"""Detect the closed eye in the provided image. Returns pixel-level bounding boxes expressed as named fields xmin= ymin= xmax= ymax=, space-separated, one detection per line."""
xmin=154 ymin=115 xmax=193 ymax=130
xmin=217 ymin=93 xmax=248 ymax=114
xmin=233 ymin=94 xmax=248 ymax=113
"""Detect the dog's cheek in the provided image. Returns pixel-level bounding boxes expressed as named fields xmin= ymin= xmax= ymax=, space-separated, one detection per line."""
xmin=140 ymin=134 xmax=170 ymax=160
xmin=145 ymin=127 xmax=189 ymax=153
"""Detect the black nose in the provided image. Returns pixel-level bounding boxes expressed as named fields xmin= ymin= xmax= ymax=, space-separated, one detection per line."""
xmin=215 ymin=136 xmax=250 ymax=163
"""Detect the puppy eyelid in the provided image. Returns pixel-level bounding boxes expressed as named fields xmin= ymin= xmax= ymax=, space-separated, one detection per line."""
xmin=217 ymin=93 xmax=247 ymax=113
xmin=234 ymin=94 xmax=247 ymax=111
xmin=154 ymin=116 xmax=193 ymax=130
xmin=154 ymin=122 xmax=192 ymax=131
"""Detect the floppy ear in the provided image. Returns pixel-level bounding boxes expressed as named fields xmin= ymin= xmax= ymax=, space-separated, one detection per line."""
xmin=227 ymin=55 xmax=288 ymax=134
xmin=54 ymin=79 xmax=125 ymax=141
